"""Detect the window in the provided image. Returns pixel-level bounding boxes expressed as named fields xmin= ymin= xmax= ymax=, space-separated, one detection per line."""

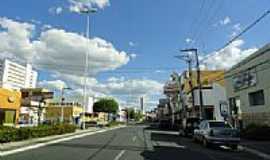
xmin=249 ymin=90 xmax=265 ymax=106
xmin=209 ymin=122 xmax=232 ymax=128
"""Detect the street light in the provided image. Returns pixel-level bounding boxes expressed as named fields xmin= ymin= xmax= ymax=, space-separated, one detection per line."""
xmin=78 ymin=6 xmax=97 ymax=130
xmin=61 ymin=87 xmax=72 ymax=123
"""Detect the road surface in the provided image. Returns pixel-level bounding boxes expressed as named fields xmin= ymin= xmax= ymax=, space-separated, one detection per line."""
xmin=1 ymin=125 xmax=264 ymax=160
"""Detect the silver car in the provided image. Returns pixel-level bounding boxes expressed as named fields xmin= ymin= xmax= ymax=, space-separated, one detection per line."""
xmin=193 ymin=120 xmax=240 ymax=149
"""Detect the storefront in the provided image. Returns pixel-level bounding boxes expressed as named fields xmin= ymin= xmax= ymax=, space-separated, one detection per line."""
xmin=0 ymin=88 xmax=21 ymax=126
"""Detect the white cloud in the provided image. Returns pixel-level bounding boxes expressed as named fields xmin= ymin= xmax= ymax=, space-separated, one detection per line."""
xmin=69 ymin=0 xmax=110 ymax=12
xmin=201 ymin=39 xmax=258 ymax=70
xmin=128 ymin=41 xmax=136 ymax=47
xmin=185 ymin=38 xmax=195 ymax=44
xmin=34 ymin=29 xmax=130 ymax=75
xmin=39 ymin=80 xmax=67 ymax=90
xmin=130 ymin=53 xmax=137 ymax=59
xmin=220 ymin=16 xmax=231 ymax=25
xmin=0 ymin=17 xmax=35 ymax=61
xmin=107 ymin=76 xmax=125 ymax=82
xmin=49 ymin=7 xmax=63 ymax=15
xmin=0 ymin=17 xmax=130 ymax=76
xmin=56 ymin=7 xmax=63 ymax=14
xmin=230 ymin=23 xmax=242 ymax=38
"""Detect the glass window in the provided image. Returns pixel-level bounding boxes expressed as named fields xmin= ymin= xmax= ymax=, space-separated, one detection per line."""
xmin=209 ymin=122 xmax=232 ymax=128
xmin=249 ymin=90 xmax=265 ymax=106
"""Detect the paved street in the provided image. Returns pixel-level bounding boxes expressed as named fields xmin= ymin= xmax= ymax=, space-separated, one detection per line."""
xmin=1 ymin=125 xmax=264 ymax=160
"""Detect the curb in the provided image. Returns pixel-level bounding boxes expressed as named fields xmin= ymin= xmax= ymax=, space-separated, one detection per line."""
xmin=0 ymin=125 xmax=125 ymax=157
xmin=240 ymin=145 xmax=270 ymax=160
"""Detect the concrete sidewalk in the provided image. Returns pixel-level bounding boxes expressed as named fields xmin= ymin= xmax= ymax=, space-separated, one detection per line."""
xmin=241 ymin=139 xmax=270 ymax=160
xmin=0 ymin=126 xmax=124 ymax=152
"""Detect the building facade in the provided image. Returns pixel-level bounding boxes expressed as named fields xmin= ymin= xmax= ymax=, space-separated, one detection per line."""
xmin=0 ymin=88 xmax=21 ymax=126
xmin=0 ymin=59 xmax=38 ymax=90
xmin=180 ymin=70 xmax=228 ymax=121
xmin=46 ymin=102 xmax=83 ymax=124
xmin=225 ymin=44 xmax=270 ymax=128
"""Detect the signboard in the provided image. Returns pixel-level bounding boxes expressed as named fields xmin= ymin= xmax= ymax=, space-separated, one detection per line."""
xmin=233 ymin=70 xmax=256 ymax=91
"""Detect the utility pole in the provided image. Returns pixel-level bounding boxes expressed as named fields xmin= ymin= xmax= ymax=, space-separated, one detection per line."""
xmin=61 ymin=87 xmax=72 ymax=123
xmin=175 ymin=54 xmax=194 ymax=119
xmin=180 ymin=48 xmax=203 ymax=120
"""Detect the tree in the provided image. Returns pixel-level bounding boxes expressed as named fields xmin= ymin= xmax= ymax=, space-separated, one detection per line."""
xmin=93 ymin=98 xmax=119 ymax=114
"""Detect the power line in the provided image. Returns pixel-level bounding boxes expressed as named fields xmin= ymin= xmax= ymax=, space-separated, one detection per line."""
xmin=200 ymin=9 xmax=270 ymax=63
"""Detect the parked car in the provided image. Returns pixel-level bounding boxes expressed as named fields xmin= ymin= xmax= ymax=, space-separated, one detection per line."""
xmin=193 ymin=120 xmax=240 ymax=149
xmin=179 ymin=117 xmax=200 ymax=137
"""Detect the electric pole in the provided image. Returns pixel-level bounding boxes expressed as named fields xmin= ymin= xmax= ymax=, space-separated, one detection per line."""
xmin=180 ymin=48 xmax=203 ymax=120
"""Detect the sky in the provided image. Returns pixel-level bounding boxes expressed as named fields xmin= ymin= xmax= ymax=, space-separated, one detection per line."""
xmin=0 ymin=0 xmax=269 ymax=111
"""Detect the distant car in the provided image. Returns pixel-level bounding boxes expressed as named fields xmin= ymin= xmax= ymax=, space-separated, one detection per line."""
xmin=193 ymin=120 xmax=240 ymax=149
xmin=179 ymin=118 xmax=200 ymax=137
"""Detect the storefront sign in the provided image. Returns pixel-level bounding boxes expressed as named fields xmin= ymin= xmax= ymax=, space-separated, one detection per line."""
xmin=233 ymin=70 xmax=256 ymax=91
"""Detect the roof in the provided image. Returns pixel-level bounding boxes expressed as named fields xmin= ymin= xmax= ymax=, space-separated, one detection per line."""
xmin=183 ymin=70 xmax=225 ymax=93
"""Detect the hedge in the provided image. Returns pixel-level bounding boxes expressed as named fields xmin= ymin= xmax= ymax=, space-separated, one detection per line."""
xmin=0 ymin=124 xmax=76 ymax=143
xmin=241 ymin=123 xmax=270 ymax=140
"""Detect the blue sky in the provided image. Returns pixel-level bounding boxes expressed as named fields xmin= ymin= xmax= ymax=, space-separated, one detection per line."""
xmin=0 ymin=0 xmax=270 ymax=110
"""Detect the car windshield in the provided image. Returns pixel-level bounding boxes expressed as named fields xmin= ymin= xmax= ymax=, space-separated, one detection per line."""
xmin=209 ymin=122 xmax=232 ymax=128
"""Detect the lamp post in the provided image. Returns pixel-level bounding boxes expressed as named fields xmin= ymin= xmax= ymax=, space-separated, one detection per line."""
xmin=79 ymin=6 xmax=97 ymax=129
xmin=61 ymin=87 xmax=72 ymax=123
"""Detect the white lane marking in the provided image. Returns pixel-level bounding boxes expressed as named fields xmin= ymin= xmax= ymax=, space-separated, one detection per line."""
xmin=132 ymin=136 xmax=137 ymax=142
xmin=0 ymin=127 xmax=125 ymax=157
xmin=114 ymin=150 xmax=126 ymax=160
xmin=154 ymin=141 xmax=186 ymax=149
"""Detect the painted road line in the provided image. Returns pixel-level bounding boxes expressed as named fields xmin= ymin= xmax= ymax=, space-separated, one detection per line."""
xmin=114 ymin=150 xmax=126 ymax=160
xmin=132 ymin=136 xmax=137 ymax=142
xmin=0 ymin=126 xmax=125 ymax=157
xmin=154 ymin=141 xmax=186 ymax=149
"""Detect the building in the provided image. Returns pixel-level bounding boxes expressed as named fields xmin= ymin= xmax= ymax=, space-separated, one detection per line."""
xmin=20 ymin=88 xmax=53 ymax=125
xmin=163 ymin=73 xmax=181 ymax=128
xmin=46 ymin=102 xmax=83 ymax=124
xmin=0 ymin=88 xmax=21 ymax=126
xmin=0 ymin=59 xmax=38 ymax=90
xmin=225 ymin=43 xmax=270 ymax=128
xmin=180 ymin=70 xmax=228 ymax=120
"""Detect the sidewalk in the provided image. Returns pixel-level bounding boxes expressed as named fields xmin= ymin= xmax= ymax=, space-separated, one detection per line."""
xmin=241 ymin=139 xmax=270 ymax=160
xmin=0 ymin=125 xmax=124 ymax=152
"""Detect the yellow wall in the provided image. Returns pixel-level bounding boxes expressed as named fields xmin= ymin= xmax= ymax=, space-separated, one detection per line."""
xmin=46 ymin=105 xmax=83 ymax=121
xmin=0 ymin=88 xmax=21 ymax=124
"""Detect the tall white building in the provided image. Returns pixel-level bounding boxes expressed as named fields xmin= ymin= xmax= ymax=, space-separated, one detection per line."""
xmin=0 ymin=59 xmax=38 ymax=90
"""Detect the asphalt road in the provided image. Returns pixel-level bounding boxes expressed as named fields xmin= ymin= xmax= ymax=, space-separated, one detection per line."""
xmin=1 ymin=125 xmax=264 ymax=160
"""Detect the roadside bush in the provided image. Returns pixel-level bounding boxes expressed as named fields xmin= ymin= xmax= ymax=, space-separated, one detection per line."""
xmin=0 ymin=124 xmax=76 ymax=143
xmin=241 ymin=123 xmax=270 ymax=140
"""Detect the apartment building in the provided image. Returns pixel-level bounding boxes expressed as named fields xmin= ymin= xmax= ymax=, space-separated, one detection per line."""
xmin=0 ymin=59 xmax=38 ymax=90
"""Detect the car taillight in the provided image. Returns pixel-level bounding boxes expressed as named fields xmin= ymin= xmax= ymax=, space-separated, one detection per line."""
xmin=209 ymin=129 xmax=214 ymax=136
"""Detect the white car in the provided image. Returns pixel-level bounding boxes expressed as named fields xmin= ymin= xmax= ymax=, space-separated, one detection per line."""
xmin=193 ymin=120 xmax=240 ymax=149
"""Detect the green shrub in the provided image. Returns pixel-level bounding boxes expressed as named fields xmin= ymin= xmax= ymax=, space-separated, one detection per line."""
xmin=241 ymin=123 xmax=270 ymax=140
xmin=0 ymin=124 xmax=76 ymax=143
